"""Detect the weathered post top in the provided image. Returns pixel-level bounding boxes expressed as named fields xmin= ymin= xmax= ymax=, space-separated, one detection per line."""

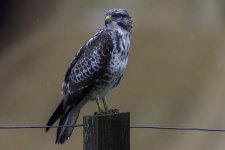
xmin=83 ymin=111 xmax=130 ymax=150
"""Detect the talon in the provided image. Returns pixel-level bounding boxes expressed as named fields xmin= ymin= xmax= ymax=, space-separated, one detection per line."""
xmin=107 ymin=109 xmax=119 ymax=114
xmin=94 ymin=109 xmax=119 ymax=116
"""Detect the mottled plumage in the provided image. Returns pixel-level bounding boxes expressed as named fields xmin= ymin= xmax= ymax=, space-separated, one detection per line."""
xmin=46 ymin=9 xmax=133 ymax=144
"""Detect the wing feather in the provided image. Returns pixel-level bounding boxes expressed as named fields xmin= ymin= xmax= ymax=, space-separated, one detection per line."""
xmin=62 ymin=30 xmax=113 ymax=107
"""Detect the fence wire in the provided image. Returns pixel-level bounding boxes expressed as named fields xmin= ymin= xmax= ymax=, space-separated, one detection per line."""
xmin=0 ymin=125 xmax=225 ymax=132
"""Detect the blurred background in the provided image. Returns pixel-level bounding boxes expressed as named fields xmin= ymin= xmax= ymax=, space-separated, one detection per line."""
xmin=1 ymin=0 xmax=225 ymax=149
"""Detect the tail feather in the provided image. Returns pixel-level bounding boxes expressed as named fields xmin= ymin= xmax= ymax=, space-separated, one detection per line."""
xmin=55 ymin=108 xmax=80 ymax=144
xmin=46 ymin=101 xmax=64 ymax=132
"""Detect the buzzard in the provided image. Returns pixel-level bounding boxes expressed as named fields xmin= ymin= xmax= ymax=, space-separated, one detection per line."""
xmin=46 ymin=9 xmax=133 ymax=144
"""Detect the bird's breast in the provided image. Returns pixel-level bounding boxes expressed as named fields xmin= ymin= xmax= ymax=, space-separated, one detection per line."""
xmin=108 ymin=31 xmax=130 ymax=77
xmin=88 ymin=30 xmax=131 ymax=100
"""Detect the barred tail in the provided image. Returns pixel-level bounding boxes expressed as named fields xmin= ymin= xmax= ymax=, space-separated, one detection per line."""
xmin=46 ymin=101 xmax=64 ymax=132
xmin=46 ymin=100 xmax=80 ymax=144
xmin=55 ymin=108 xmax=80 ymax=144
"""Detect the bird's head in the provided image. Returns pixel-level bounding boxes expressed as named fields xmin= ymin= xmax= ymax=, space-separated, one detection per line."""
xmin=105 ymin=9 xmax=133 ymax=32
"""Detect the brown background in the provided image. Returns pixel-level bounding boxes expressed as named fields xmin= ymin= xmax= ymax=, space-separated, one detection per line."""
xmin=1 ymin=0 xmax=225 ymax=149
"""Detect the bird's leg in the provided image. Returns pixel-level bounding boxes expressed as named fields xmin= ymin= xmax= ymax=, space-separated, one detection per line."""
xmin=95 ymin=99 xmax=106 ymax=116
xmin=102 ymin=97 xmax=119 ymax=115
xmin=95 ymin=99 xmax=104 ymax=112
xmin=102 ymin=97 xmax=108 ymax=111
xmin=94 ymin=97 xmax=119 ymax=116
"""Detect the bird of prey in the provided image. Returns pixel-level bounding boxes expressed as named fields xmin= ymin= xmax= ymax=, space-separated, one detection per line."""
xmin=46 ymin=8 xmax=133 ymax=144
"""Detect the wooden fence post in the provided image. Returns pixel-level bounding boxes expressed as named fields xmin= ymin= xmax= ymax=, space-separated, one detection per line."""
xmin=83 ymin=112 xmax=130 ymax=150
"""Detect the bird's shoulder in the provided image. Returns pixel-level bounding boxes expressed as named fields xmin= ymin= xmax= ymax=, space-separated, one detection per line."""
xmin=62 ymin=28 xmax=115 ymax=94
xmin=69 ymin=28 xmax=114 ymax=70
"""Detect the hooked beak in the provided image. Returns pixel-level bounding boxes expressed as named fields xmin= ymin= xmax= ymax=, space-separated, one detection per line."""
xmin=105 ymin=15 xmax=112 ymax=24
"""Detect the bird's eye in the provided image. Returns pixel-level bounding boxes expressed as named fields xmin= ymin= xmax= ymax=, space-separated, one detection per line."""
xmin=113 ymin=14 xmax=121 ymax=18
